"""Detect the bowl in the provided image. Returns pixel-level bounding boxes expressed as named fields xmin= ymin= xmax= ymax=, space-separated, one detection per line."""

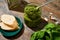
xmin=0 ymin=17 xmax=23 ymax=37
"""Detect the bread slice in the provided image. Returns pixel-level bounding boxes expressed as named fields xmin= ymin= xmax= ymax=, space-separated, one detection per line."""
xmin=1 ymin=14 xmax=19 ymax=30
xmin=0 ymin=22 xmax=18 ymax=31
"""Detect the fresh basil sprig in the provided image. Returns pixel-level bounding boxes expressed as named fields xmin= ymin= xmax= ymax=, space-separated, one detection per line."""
xmin=30 ymin=23 xmax=60 ymax=40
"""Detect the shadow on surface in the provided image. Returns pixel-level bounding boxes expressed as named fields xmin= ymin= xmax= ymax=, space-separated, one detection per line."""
xmin=27 ymin=18 xmax=48 ymax=31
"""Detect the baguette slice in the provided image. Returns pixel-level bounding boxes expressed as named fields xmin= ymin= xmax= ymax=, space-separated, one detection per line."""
xmin=1 ymin=14 xmax=19 ymax=30
xmin=0 ymin=22 xmax=18 ymax=31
